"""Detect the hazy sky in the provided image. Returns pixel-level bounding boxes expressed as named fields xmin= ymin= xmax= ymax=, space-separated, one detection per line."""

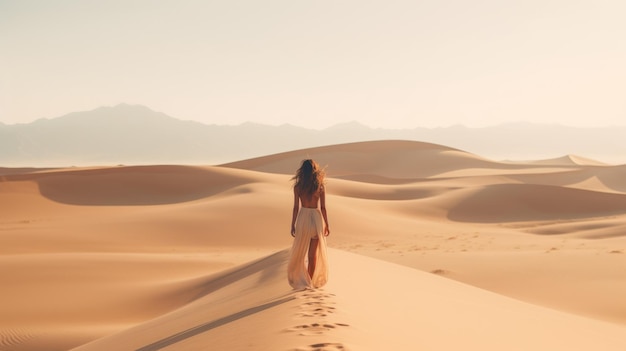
xmin=1 ymin=0 xmax=625 ymax=129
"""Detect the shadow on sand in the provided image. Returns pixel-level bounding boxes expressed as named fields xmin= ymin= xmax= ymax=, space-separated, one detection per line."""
xmin=135 ymin=295 xmax=295 ymax=351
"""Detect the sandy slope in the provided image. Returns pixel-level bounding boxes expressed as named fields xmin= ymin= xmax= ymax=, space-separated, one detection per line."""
xmin=1 ymin=140 xmax=625 ymax=350
xmin=71 ymin=249 xmax=626 ymax=351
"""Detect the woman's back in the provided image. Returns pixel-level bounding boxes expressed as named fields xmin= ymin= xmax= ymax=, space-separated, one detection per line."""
xmin=297 ymin=189 xmax=322 ymax=208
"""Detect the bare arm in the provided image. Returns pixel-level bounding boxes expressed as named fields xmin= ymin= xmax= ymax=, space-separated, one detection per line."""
xmin=290 ymin=188 xmax=300 ymax=237
xmin=320 ymin=186 xmax=330 ymax=236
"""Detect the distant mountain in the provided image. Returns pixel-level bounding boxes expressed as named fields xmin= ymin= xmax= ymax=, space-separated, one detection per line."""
xmin=1 ymin=104 xmax=625 ymax=166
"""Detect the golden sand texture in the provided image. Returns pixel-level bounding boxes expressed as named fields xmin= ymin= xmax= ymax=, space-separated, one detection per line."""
xmin=1 ymin=140 xmax=625 ymax=350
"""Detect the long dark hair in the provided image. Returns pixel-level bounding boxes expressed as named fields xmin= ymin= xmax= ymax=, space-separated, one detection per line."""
xmin=292 ymin=159 xmax=325 ymax=198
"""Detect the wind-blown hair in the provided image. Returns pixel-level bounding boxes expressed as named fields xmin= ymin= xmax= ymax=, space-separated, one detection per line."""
xmin=292 ymin=159 xmax=325 ymax=198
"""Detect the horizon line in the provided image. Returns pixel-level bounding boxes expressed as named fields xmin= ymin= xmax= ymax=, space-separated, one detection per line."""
xmin=2 ymin=103 xmax=626 ymax=130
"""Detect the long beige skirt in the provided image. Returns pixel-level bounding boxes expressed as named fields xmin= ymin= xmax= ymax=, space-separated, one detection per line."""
xmin=288 ymin=207 xmax=329 ymax=289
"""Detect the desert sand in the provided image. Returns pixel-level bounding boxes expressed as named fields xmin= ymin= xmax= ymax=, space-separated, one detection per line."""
xmin=1 ymin=140 xmax=625 ymax=350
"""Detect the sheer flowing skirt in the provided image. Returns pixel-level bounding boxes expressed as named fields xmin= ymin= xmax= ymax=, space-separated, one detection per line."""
xmin=288 ymin=207 xmax=328 ymax=289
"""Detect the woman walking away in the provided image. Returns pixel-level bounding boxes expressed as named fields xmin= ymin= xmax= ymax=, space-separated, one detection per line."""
xmin=288 ymin=159 xmax=330 ymax=289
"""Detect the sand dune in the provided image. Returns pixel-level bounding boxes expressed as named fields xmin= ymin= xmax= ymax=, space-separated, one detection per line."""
xmin=1 ymin=140 xmax=625 ymax=350
xmin=2 ymin=165 xmax=265 ymax=206
xmin=70 ymin=249 xmax=626 ymax=351
xmin=524 ymin=154 xmax=608 ymax=166
xmin=222 ymin=140 xmax=506 ymax=178
xmin=444 ymin=183 xmax=626 ymax=222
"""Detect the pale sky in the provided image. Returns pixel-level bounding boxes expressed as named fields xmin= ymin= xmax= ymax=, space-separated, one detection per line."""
xmin=1 ymin=0 xmax=625 ymax=129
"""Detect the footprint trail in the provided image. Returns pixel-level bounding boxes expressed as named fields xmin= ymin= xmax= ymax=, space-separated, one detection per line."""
xmin=287 ymin=290 xmax=350 ymax=351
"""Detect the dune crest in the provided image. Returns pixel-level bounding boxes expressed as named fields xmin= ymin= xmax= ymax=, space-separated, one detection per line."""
xmin=542 ymin=154 xmax=607 ymax=166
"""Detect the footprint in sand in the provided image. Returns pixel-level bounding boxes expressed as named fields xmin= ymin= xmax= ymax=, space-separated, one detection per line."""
xmin=293 ymin=342 xmax=347 ymax=351
xmin=299 ymin=292 xmax=336 ymax=299
xmin=296 ymin=291 xmax=338 ymax=317
xmin=298 ymin=301 xmax=336 ymax=317
xmin=286 ymin=323 xmax=350 ymax=336
xmin=288 ymin=289 xmax=350 ymax=350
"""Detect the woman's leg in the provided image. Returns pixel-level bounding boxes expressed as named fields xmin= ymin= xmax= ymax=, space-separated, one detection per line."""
xmin=308 ymin=238 xmax=319 ymax=278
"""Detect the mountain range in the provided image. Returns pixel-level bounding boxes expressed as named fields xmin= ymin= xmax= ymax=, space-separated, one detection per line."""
xmin=1 ymin=104 xmax=625 ymax=166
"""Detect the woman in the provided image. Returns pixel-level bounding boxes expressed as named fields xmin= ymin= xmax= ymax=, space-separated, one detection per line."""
xmin=288 ymin=159 xmax=330 ymax=289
